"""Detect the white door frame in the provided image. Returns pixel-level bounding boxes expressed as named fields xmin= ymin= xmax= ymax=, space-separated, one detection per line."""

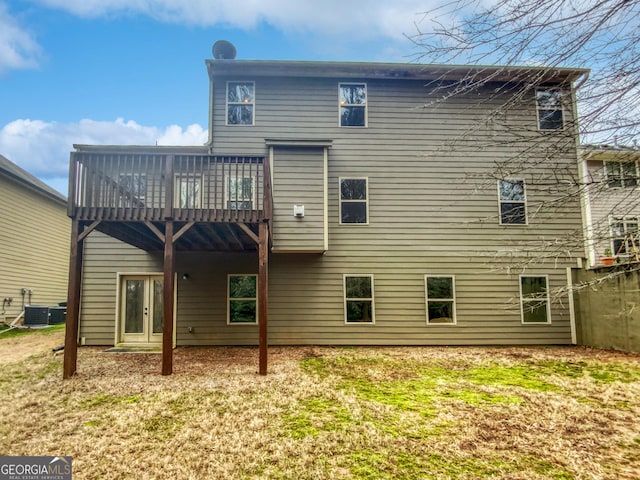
xmin=115 ymin=272 xmax=177 ymax=347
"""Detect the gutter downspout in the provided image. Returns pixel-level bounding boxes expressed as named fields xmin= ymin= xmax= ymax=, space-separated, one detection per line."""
xmin=206 ymin=62 xmax=215 ymax=152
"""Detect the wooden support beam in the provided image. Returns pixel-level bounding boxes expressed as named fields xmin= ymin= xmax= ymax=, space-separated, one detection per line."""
xmin=173 ymin=221 xmax=195 ymax=244
xmin=144 ymin=221 xmax=165 ymax=243
xmin=77 ymin=219 xmax=101 ymax=243
xmin=237 ymin=223 xmax=259 ymax=244
xmin=63 ymin=219 xmax=84 ymax=379
xmin=225 ymin=224 xmax=245 ymax=251
xmin=258 ymin=221 xmax=269 ymax=375
xmin=162 ymin=221 xmax=175 ymax=375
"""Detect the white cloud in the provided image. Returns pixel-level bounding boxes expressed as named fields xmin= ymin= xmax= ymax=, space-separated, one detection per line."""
xmin=0 ymin=2 xmax=42 ymax=74
xmin=0 ymin=118 xmax=208 ymax=188
xmin=33 ymin=0 xmax=434 ymax=40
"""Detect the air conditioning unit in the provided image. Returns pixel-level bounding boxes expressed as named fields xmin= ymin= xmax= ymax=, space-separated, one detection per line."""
xmin=24 ymin=306 xmax=49 ymax=326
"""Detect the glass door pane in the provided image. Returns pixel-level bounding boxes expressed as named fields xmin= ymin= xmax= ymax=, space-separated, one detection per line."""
xmin=124 ymin=279 xmax=145 ymax=333
xmin=152 ymin=279 xmax=164 ymax=334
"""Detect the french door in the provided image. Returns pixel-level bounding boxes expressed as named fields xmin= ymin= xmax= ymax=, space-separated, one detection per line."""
xmin=120 ymin=275 xmax=163 ymax=344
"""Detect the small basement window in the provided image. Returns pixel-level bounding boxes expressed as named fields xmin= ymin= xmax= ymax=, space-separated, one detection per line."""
xmin=344 ymin=275 xmax=374 ymax=323
xmin=519 ymin=275 xmax=550 ymax=324
xmin=228 ymin=275 xmax=257 ymax=324
xmin=425 ymin=276 xmax=456 ymax=324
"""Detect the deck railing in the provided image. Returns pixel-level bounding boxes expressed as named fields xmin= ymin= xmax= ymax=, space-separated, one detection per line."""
xmin=68 ymin=153 xmax=269 ymax=223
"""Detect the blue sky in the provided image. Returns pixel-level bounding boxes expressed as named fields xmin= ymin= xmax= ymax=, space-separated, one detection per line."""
xmin=0 ymin=0 xmax=437 ymax=194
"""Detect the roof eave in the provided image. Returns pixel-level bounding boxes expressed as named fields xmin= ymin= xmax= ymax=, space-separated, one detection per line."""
xmin=206 ymin=59 xmax=589 ymax=84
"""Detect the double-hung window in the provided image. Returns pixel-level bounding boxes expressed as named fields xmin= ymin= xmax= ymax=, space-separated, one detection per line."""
xmin=519 ymin=275 xmax=551 ymax=324
xmin=610 ymin=216 xmax=639 ymax=256
xmin=340 ymin=178 xmax=368 ymax=224
xmin=605 ymin=161 xmax=638 ymax=188
xmin=227 ymin=82 xmax=254 ymax=125
xmin=344 ymin=275 xmax=374 ymax=323
xmin=536 ymin=89 xmax=564 ymax=130
xmin=228 ymin=275 xmax=257 ymax=324
xmin=425 ymin=276 xmax=456 ymax=324
xmin=339 ymin=83 xmax=367 ymax=127
xmin=226 ymin=176 xmax=255 ymax=209
xmin=498 ymin=179 xmax=527 ymax=225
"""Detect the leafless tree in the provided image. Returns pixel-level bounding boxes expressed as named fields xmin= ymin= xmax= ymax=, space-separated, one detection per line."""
xmin=408 ymin=0 xmax=639 ymax=274
xmin=412 ymin=0 xmax=640 ymax=146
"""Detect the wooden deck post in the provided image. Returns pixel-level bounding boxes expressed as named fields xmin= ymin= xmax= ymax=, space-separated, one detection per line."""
xmin=162 ymin=220 xmax=175 ymax=375
xmin=63 ymin=219 xmax=83 ymax=379
xmin=258 ymin=220 xmax=269 ymax=375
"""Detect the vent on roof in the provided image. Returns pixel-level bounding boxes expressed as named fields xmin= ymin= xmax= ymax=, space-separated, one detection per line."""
xmin=212 ymin=40 xmax=237 ymax=60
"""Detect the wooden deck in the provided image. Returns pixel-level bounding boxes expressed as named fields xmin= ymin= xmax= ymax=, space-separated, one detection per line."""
xmin=67 ymin=152 xmax=272 ymax=251
xmin=64 ymin=150 xmax=273 ymax=378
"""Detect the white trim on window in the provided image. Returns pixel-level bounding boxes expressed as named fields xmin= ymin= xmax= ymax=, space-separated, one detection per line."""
xmin=339 ymin=82 xmax=367 ymax=127
xmin=498 ymin=179 xmax=528 ymax=225
xmin=535 ymin=88 xmax=564 ymax=131
xmin=343 ymin=274 xmax=375 ymax=324
xmin=339 ymin=177 xmax=369 ymax=225
xmin=609 ymin=215 xmax=639 ymax=256
xmin=227 ymin=274 xmax=258 ymax=325
xmin=519 ymin=275 xmax=551 ymax=324
xmin=226 ymin=81 xmax=255 ymax=126
xmin=604 ymin=160 xmax=638 ymax=188
xmin=425 ymin=275 xmax=457 ymax=325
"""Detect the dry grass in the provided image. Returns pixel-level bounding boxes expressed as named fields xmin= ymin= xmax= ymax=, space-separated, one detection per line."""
xmin=1 ymin=343 xmax=639 ymax=479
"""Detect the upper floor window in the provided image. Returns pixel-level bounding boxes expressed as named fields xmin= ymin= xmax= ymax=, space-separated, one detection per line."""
xmin=339 ymin=83 xmax=367 ymax=127
xmin=344 ymin=275 xmax=374 ymax=323
xmin=340 ymin=178 xmax=368 ymax=224
xmin=118 ymin=173 xmax=146 ymax=207
xmin=425 ymin=276 xmax=456 ymax=325
xmin=174 ymin=174 xmax=202 ymax=209
xmin=227 ymin=82 xmax=254 ymax=125
xmin=498 ymin=179 xmax=527 ymax=225
xmin=536 ymin=89 xmax=564 ymax=130
xmin=519 ymin=275 xmax=551 ymax=324
xmin=610 ymin=216 xmax=639 ymax=256
xmin=605 ymin=161 xmax=638 ymax=188
xmin=226 ymin=176 xmax=255 ymax=209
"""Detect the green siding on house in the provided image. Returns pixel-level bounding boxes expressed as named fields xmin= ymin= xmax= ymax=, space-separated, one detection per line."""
xmin=272 ymin=146 xmax=326 ymax=252
xmin=77 ymin=62 xmax=583 ymax=346
xmin=79 ymin=231 xmax=163 ymax=345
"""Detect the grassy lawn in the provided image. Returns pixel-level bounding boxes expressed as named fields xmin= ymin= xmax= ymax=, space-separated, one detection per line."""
xmin=0 ymin=323 xmax=65 ymax=338
xmin=1 ymin=344 xmax=639 ymax=479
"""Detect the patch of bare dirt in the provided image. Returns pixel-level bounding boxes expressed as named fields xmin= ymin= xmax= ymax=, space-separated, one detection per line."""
xmin=0 ymin=327 xmax=65 ymax=363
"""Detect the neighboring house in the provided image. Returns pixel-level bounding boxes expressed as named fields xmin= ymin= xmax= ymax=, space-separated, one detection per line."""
xmin=0 ymin=155 xmax=70 ymax=324
xmin=580 ymin=145 xmax=640 ymax=267
xmin=63 ymin=45 xmax=589 ymax=376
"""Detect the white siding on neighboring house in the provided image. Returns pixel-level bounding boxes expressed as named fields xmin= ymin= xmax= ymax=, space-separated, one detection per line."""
xmin=583 ymin=150 xmax=640 ymax=266
xmin=0 ymin=161 xmax=70 ymax=323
